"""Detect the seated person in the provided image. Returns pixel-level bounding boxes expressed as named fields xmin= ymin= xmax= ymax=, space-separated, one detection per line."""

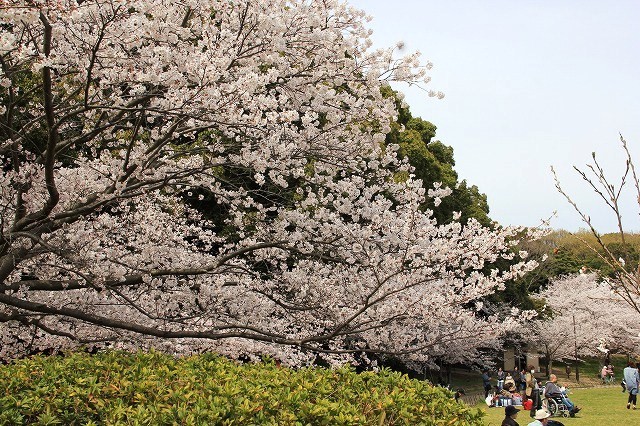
xmin=607 ymin=365 xmax=615 ymax=383
xmin=504 ymin=373 xmax=516 ymax=390
xmin=500 ymin=382 xmax=516 ymax=398
xmin=544 ymin=374 xmax=581 ymax=416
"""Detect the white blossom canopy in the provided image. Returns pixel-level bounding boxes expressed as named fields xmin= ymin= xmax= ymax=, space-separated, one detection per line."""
xmin=531 ymin=273 xmax=640 ymax=362
xmin=0 ymin=0 xmax=535 ymax=364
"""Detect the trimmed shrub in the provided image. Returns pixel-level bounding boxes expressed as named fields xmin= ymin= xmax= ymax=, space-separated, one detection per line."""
xmin=0 ymin=351 xmax=484 ymax=425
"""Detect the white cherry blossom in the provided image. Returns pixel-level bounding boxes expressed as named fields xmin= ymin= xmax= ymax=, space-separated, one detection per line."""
xmin=0 ymin=0 xmax=537 ymax=364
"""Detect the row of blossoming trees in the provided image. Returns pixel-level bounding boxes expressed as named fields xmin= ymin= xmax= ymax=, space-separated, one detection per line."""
xmin=0 ymin=0 xmax=636 ymax=371
xmin=530 ymin=138 xmax=640 ymax=373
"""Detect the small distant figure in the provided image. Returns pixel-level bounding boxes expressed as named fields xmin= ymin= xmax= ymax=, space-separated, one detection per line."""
xmin=519 ymin=368 xmax=527 ymax=394
xmin=565 ymin=365 xmax=571 ymax=379
xmin=607 ymin=365 xmax=615 ymax=383
xmin=601 ymin=365 xmax=609 ymax=384
xmin=501 ymin=405 xmax=521 ymax=426
xmin=436 ymin=377 xmax=449 ymax=389
xmin=525 ymin=366 xmax=538 ymax=414
xmin=454 ymin=388 xmax=465 ymax=402
xmin=504 ymin=372 xmax=516 ymax=390
xmin=497 ymin=367 xmax=506 ymax=390
xmin=482 ymin=369 xmax=492 ymax=398
xmin=502 ymin=381 xmax=517 ymax=396
xmin=623 ymin=361 xmax=640 ymax=409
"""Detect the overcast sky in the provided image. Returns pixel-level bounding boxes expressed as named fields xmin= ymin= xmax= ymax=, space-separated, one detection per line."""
xmin=347 ymin=0 xmax=640 ymax=233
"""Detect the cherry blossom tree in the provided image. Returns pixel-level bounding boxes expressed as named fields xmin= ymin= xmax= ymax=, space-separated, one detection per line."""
xmin=529 ymin=273 xmax=640 ymax=374
xmin=553 ymin=136 xmax=640 ymax=317
xmin=0 ymin=0 xmax=536 ymax=364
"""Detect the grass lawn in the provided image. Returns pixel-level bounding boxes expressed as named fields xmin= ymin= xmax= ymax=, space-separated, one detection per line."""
xmin=475 ymin=386 xmax=633 ymax=425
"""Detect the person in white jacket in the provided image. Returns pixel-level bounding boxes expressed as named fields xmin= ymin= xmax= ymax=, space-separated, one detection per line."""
xmin=624 ymin=361 xmax=640 ymax=409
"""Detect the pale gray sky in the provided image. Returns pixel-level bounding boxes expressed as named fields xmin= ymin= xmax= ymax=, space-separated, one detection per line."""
xmin=348 ymin=0 xmax=640 ymax=233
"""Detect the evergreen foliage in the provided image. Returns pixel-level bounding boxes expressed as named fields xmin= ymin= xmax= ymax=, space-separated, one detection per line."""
xmin=382 ymin=88 xmax=491 ymax=226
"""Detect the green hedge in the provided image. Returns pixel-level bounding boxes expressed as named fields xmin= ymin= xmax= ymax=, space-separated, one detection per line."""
xmin=0 ymin=351 xmax=484 ymax=425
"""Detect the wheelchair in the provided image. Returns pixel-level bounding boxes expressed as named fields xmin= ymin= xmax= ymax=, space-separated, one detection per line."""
xmin=544 ymin=394 xmax=572 ymax=418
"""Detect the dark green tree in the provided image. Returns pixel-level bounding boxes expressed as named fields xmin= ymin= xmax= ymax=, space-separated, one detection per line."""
xmin=382 ymin=88 xmax=491 ymax=226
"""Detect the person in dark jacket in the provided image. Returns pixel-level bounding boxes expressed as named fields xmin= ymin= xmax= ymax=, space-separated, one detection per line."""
xmin=497 ymin=367 xmax=506 ymax=390
xmin=513 ymin=369 xmax=524 ymax=395
xmin=482 ymin=369 xmax=492 ymax=398
xmin=501 ymin=405 xmax=520 ymax=426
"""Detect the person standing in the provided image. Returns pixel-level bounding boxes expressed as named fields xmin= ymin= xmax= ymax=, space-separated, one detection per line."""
xmin=601 ymin=365 xmax=608 ymax=384
xmin=497 ymin=367 xmax=506 ymax=390
xmin=607 ymin=364 xmax=615 ymax=384
xmin=513 ymin=369 xmax=522 ymax=395
xmin=501 ymin=405 xmax=521 ymax=426
xmin=482 ymin=369 xmax=493 ymax=398
xmin=624 ymin=361 xmax=640 ymax=409
xmin=525 ymin=366 xmax=539 ymax=417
